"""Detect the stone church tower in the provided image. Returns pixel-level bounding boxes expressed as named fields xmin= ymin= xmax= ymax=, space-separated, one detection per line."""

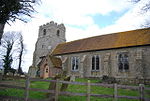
xmin=29 ymin=21 xmax=66 ymax=77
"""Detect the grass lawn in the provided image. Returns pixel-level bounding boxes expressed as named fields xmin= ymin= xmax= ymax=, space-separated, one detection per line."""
xmin=0 ymin=78 xmax=150 ymax=101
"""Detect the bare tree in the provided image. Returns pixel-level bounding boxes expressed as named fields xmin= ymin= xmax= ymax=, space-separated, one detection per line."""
xmin=0 ymin=31 xmax=26 ymax=75
xmin=0 ymin=0 xmax=40 ymax=44
xmin=131 ymin=0 xmax=150 ymax=28
xmin=17 ymin=33 xmax=25 ymax=75
xmin=0 ymin=32 xmax=18 ymax=75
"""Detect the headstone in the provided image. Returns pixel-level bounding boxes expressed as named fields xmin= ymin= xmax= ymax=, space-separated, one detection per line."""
xmin=60 ymin=76 xmax=70 ymax=91
xmin=70 ymin=75 xmax=75 ymax=82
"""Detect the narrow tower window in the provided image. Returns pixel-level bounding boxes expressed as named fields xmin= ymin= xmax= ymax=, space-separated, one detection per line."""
xmin=42 ymin=45 xmax=44 ymax=48
xmin=43 ymin=29 xmax=46 ymax=35
xmin=57 ymin=30 xmax=60 ymax=36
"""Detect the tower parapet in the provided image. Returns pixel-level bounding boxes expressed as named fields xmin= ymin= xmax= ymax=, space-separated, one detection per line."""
xmin=39 ymin=21 xmax=65 ymax=31
xmin=38 ymin=21 xmax=66 ymax=39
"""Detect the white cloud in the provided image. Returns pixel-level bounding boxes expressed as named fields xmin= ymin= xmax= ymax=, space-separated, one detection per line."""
xmin=39 ymin=0 xmax=133 ymax=26
xmin=98 ymin=0 xmax=150 ymax=34
xmin=66 ymin=24 xmax=102 ymax=41
xmin=65 ymin=0 xmax=150 ymax=43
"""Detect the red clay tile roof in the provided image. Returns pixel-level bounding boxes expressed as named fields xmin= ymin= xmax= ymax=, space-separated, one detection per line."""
xmin=49 ymin=55 xmax=62 ymax=68
xmin=52 ymin=28 xmax=150 ymax=55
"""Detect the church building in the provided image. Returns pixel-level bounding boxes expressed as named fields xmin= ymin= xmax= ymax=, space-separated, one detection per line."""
xmin=29 ymin=21 xmax=150 ymax=84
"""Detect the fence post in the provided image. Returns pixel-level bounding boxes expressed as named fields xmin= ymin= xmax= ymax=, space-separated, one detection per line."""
xmin=0 ymin=73 xmax=3 ymax=80
xmin=86 ymin=80 xmax=91 ymax=101
xmin=55 ymin=79 xmax=59 ymax=101
xmin=139 ymin=84 xmax=145 ymax=101
xmin=114 ymin=83 xmax=118 ymax=101
xmin=25 ymin=76 xmax=30 ymax=101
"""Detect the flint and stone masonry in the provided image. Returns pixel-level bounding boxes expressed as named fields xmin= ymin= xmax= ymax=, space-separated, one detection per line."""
xmin=28 ymin=21 xmax=66 ymax=77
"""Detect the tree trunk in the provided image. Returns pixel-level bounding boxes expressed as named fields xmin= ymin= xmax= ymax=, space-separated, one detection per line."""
xmin=18 ymin=49 xmax=23 ymax=74
xmin=0 ymin=23 xmax=6 ymax=45
xmin=18 ymin=34 xmax=24 ymax=75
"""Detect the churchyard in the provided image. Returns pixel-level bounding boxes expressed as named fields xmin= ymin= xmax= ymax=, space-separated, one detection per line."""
xmin=0 ymin=75 xmax=150 ymax=101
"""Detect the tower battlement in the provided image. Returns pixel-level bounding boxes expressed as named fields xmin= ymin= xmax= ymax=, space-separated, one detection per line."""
xmin=39 ymin=21 xmax=65 ymax=31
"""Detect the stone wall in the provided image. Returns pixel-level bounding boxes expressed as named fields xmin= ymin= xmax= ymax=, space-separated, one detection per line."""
xmin=28 ymin=66 xmax=37 ymax=77
xmin=59 ymin=46 xmax=150 ymax=83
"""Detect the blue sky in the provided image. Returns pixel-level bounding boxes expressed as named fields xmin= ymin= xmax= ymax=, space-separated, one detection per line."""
xmin=3 ymin=0 xmax=150 ymax=72
xmin=93 ymin=11 xmax=127 ymax=28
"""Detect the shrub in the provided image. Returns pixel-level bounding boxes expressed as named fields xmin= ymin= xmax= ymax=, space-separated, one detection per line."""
xmin=102 ymin=75 xmax=117 ymax=84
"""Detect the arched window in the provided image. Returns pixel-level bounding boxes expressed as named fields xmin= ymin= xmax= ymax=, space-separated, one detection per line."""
xmin=96 ymin=56 xmax=99 ymax=70
xmin=118 ymin=53 xmax=129 ymax=72
xmin=44 ymin=64 xmax=49 ymax=73
xmin=43 ymin=29 xmax=46 ymax=35
xmin=57 ymin=30 xmax=60 ymax=36
xmin=46 ymin=68 xmax=48 ymax=73
xmin=92 ymin=56 xmax=95 ymax=70
xmin=71 ymin=57 xmax=79 ymax=71
xmin=92 ymin=55 xmax=100 ymax=71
